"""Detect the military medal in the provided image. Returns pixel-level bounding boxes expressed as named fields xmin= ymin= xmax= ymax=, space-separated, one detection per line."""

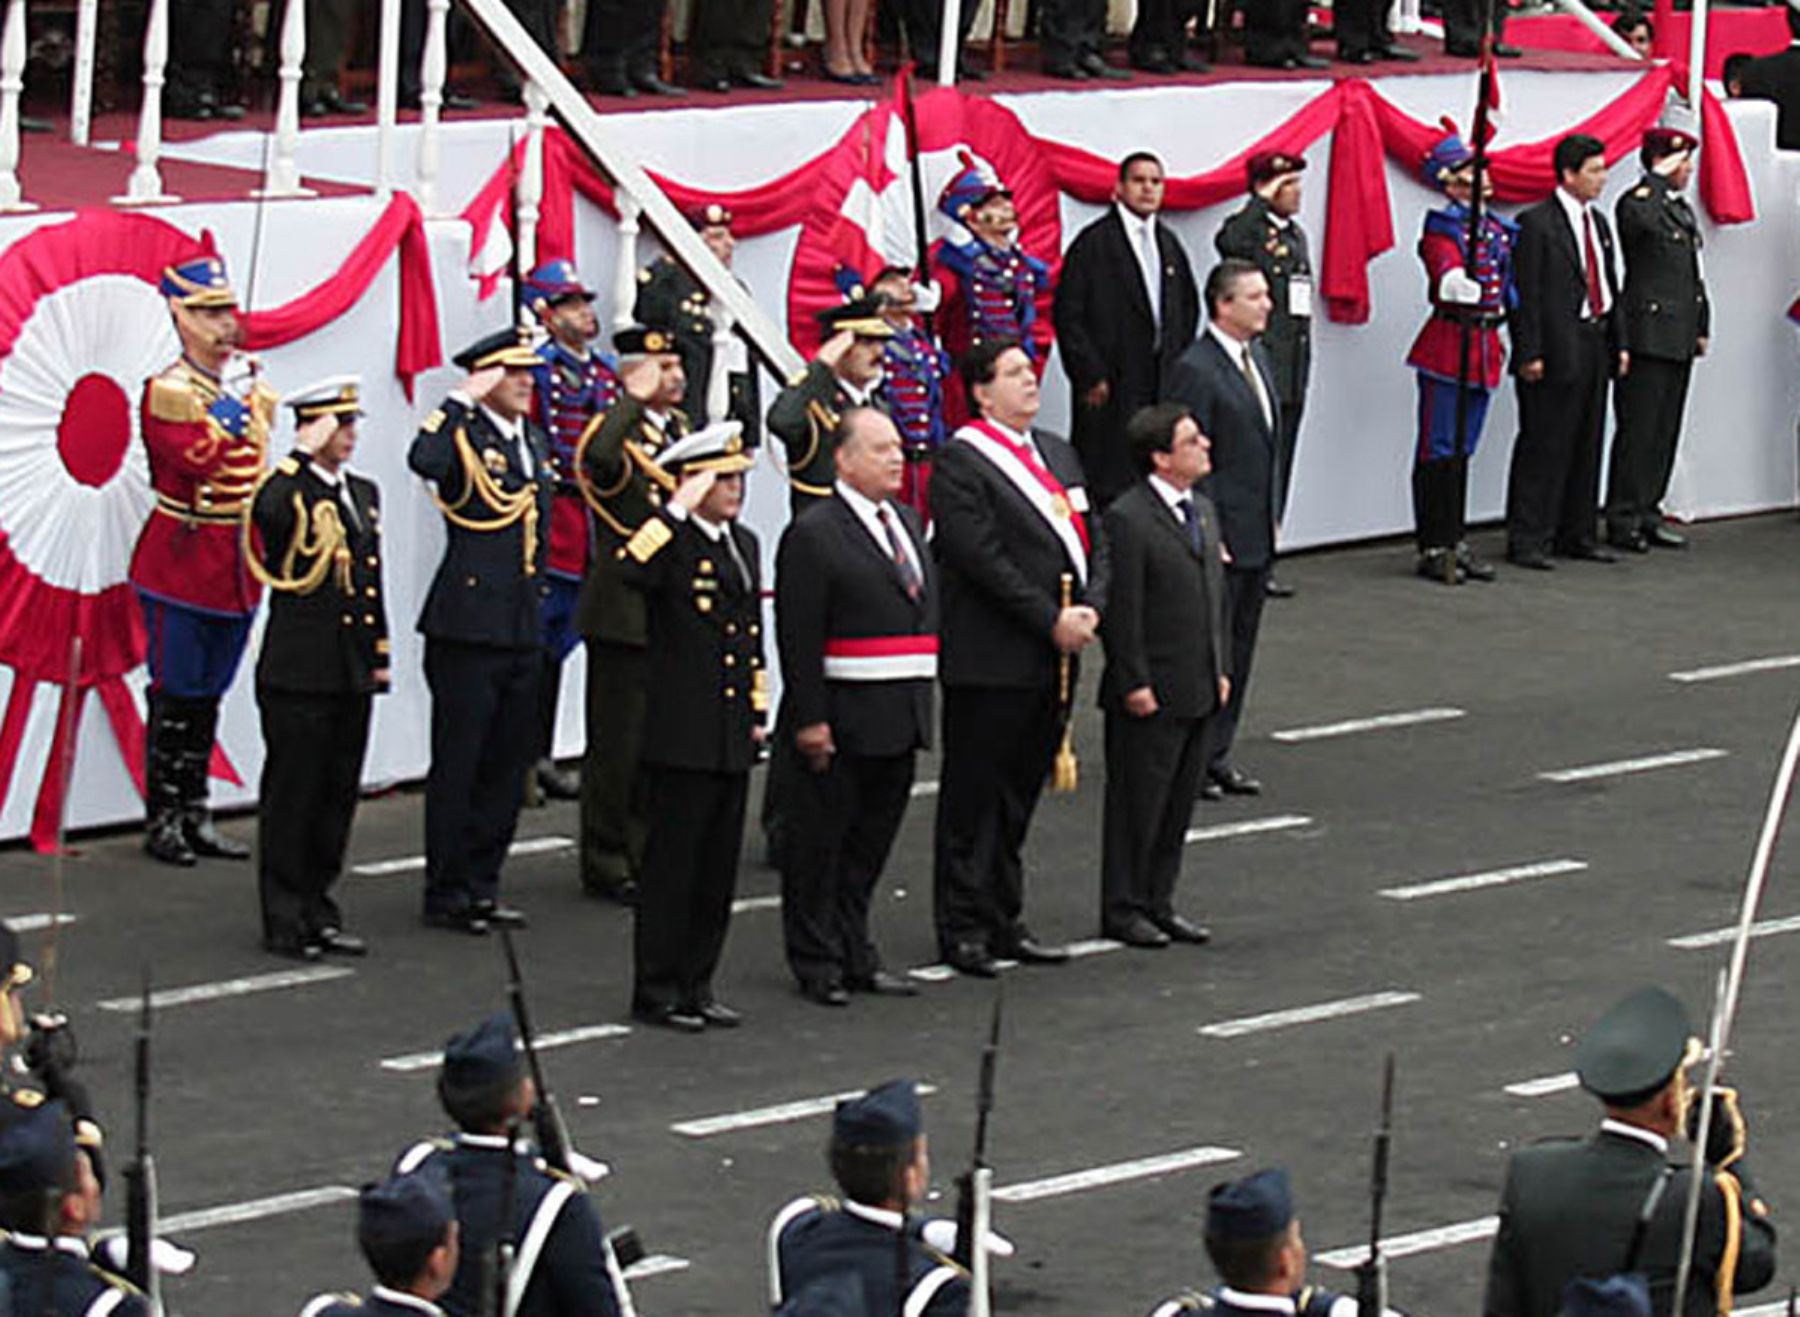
xmin=1050 ymin=493 xmax=1072 ymax=520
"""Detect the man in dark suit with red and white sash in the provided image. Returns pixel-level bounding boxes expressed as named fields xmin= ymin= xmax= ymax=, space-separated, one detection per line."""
xmin=929 ymin=340 xmax=1109 ymax=978
xmin=775 ymin=408 xmax=937 ymax=1008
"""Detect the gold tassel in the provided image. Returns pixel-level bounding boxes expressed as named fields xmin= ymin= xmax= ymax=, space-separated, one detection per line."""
xmin=1051 ymin=572 xmax=1079 ymax=793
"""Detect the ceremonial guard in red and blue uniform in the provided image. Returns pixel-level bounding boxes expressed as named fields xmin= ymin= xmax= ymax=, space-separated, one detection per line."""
xmin=930 ymin=156 xmax=1053 ymax=427
xmin=1405 ymin=130 xmax=1516 ymax=584
xmin=525 ymin=260 xmax=620 ymax=803
xmin=871 ymin=267 xmax=952 ymax=520
xmin=133 ymin=255 xmax=275 ymax=867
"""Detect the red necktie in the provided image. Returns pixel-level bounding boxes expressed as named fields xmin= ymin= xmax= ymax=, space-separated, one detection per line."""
xmin=1582 ymin=208 xmax=1605 ymax=319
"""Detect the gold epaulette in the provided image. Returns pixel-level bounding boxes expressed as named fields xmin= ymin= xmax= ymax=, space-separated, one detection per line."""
xmin=420 ymin=408 xmax=447 ymax=434
xmin=623 ymin=516 xmax=673 ymax=564
xmin=920 ymin=1243 xmax=970 ymax=1278
xmin=1634 ymin=184 xmax=1653 ymax=199
xmin=147 ymin=376 xmax=206 ymax=425
xmin=276 ymin=456 xmax=300 ymax=477
xmin=73 ymin=1117 xmax=102 ymax=1150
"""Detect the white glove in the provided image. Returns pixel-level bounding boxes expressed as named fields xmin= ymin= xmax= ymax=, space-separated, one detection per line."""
xmin=909 ymin=281 xmax=942 ymax=314
xmin=95 ymin=1234 xmax=198 ymax=1276
xmin=920 ymin=1218 xmax=1016 ymax=1259
xmin=565 ymin=1148 xmax=612 ymax=1183
xmin=219 ymin=353 xmax=258 ymax=401
xmin=1437 ymin=268 xmax=1482 ymax=306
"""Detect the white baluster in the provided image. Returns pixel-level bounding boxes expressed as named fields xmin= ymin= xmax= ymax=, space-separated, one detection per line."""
xmin=706 ymin=307 xmax=734 ymax=424
xmin=0 ymin=0 xmax=34 ymax=212
xmin=515 ymin=81 xmax=549 ymax=280
xmin=71 ymin=0 xmax=96 ymax=145
xmin=415 ymin=0 xmax=450 ymax=215
xmin=114 ymin=0 xmax=179 ymax=205
xmin=375 ymin=0 xmax=400 ymax=198
xmin=255 ymin=0 xmax=316 ymax=198
xmin=612 ymin=194 xmax=640 ymax=332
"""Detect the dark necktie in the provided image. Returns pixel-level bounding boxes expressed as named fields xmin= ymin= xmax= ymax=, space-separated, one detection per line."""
xmin=878 ymin=505 xmax=922 ymax=601
xmin=719 ymin=525 xmax=751 ymax=590
xmin=1582 ymin=208 xmax=1606 ymax=319
xmin=1178 ymin=497 xmax=1202 ymax=554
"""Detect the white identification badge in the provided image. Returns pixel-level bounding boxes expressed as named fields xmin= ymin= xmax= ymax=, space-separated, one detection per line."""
xmin=1288 ymin=277 xmax=1314 ymax=319
xmin=1067 ymin=486 xmax=1090 ymax=514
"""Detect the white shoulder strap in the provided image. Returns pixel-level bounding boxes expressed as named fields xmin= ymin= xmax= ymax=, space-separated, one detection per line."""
xmin=298 ymin=1294 xmax=359 ymax=1317
xmin=902 ymin=1265 xmax=962 ymax=1317
xmin=395 ymin=1140 xmax=443 ymax=1175
xmin=766 ymin=1195 xmax=825 ymax=1306
xmin=83 ymin=1290 xmax=127 ymax=1317
xmin=504 ymin=1179 xmax=580 ymax=1317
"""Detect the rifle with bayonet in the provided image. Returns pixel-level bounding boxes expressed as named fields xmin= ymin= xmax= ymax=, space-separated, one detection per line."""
xmin=490 ymin=1115 xmax=520 ymax=1317
xmin=1353 ymin=1053 xmax=1395 ymax=1317
xmin=123 ymin=967 xmax=162 ymax=1316
xmin=498 ymin=929 xmax=642 ymax=1317
xmin=953 ymin=988 xmax=1003 ymax=1317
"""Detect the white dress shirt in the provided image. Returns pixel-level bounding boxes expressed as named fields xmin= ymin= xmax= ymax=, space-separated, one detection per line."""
xmin=1600 ymin=1117 xmax=1670 ymax=1155
xmin=1148 ymin=471 xmax=1195 ymax=525
xmin=835 ymin=479 xmax=924 ymax=582
xmin=1554 ymin=185 xmax=1614 ymax=319
xmin=1115 ymin=202 xmax=1164 ymax=333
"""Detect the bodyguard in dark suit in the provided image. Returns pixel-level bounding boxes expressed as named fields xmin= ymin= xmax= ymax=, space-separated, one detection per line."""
xmin=766 ymin=298 xmax=894 ymax=515
xmin=618 ymin=425 xmax=767 ymax=1032
xmin=1099 ymin=404 xmax=1227 ymax=949
xmin=251 ymin=378 xmax=386 ymax=962
xmin=775 ymin=409 xmax=934 ymax=1007
xmin=1483 ymin=986 xmax=1776 ymax=1317
xmin=1506 ymin=133 xmax=1628 ymax=569
xmin=408 ymin=330 xmax=552 ymax=935
xmin=575 ymin=327 xmax=689 ymax=903
xmin=1605 ymin=129 xmax=1709 ymax=553
xmin=931 ymin=341 xmax=1109 ymax=977
xmin=1166 ymin=260 xmax=1280 ymax=799
xmin=1737 ymin=10 xmax=1800 ymax=150
xmin=1215 ymin=152 xmax=1313 ymax=565
xmin=1055 ymin=151 xmax=1201 ymax=506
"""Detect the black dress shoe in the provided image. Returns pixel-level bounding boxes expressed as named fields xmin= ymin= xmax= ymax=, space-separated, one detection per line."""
xmin=472 ymin=901 xmax=528 ymax=928
xmin=1080 ymin=53 xmax=1131 ymax=80
xmin=213 ymin=102 xmax=247 ymax=121
xmin=848 ymin=970 xmax=919 ymax=997
xmin=316 ymin=927 xmax=369 ymax=957
xmin=186 ymin=812 xmax=250 ymax=859
xmin=1608 ymin=532 xmax=1650 ymax=554
xmin=1199 ymin=780 xmax=1224 ymax=802
xmin=423 ymin=908 xmax=490 ymax=936
xmin=1444 ymin=40 xmax=1480 ymax=57
xmin=633 ymin=1003 xmax=706 ymax=1033
xmin=734 ymin=71 xmax=785 ymax=90
xmin=944 ymin=943 xmax=1000 ymax=978
xmin=145 ymin=812 xmax=196 ymax=866
xmin=443 ymin=91 xmax=482 ymax=111
xmin=1153 ymin=913 xmax=1213 ymax=945
xmin=301 ymin=98 xmax=333 ymax=118
xmin=588 ymin=78 xmax=636 ymax=97
xmin=631 ymin=74 xmax=686 ymax=96
xmin=264 ymin=936 xmax=323 ymax=962
xmin=1417 ymin=548 xmax=1463 ymax=585
xmin=1648 ymin=525 xmax=1688 ymax=549
xmin=697 ymin=77 xmax=732 ymax=93
xmin=1507 ymin=549 xmax=1555 ymax=571
xmin=1340 ymin=49 xmax=1377 ymax=63
xmin=692 ymin=998 xmax=743 ymax=1027
xmin=536 ymin=760 xmax=580 ymax=800
xmin=330 ymin=95 xmax=370 ymax=115
xmin=1000 ymin=931 xmax=1070 ymax=964
xmin=1104 ymin=916 xmax=1170 ymax=949
xmin=1044 ymin=63 xmax=1090 ymax=80
xmin=1175 ymin=52 xmax=1212 ymax=72
xmin=1294 ymin=55 xmax=1332 ymax=70
xmin=1455 ymin=543 xmax=1496 ymax=582
xmin=1493 ymin=43 xmax=1524 ymax=57
xmin=1131 ymin=52 xmax=1178 ymax=73
xmin=1563 ymin=546 xmax=1618 ymax=563
xmin=582 ymin=878 xmax=639 ymax=906
xmin=1211 ymin=766 xmax=1263 ymax=796
xmin=799 ymin=979 xmax=851 ymax=1006
xmin=1264 ymin=576 xmax=1295 ymax=599
xmin=1376 ymin=44 xmax=1422 ymax=61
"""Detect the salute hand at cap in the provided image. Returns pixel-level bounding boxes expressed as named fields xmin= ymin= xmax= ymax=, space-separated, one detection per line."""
xmin=296 ymin=414 xmax=338 ymax=456
xmin=673 ymin=468 xmax=717 ymax=512
xmin=1686 ymin=1085 xmax=1748 ymax=1170
xmin=462 ymin=365 xmax=507 ymax=402
xmin=622 ymin=355 xmax=664 ymax=402
xmin=909 ymin=280 xmax=941 ymax=314
xmin=816 ymin=330 xmax=855 ymax=370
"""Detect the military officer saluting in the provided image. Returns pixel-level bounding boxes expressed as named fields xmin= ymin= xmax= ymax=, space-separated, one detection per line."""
xmin=299 ymin=1173 xmax=459 ymax=1317
xmin=525 ymin=260 xmax=620 ymax=804
xmin=574 ymin=325 xmax=690 ymax=905
xmin=249 ymin=377 xmax=386 ymax=962
xmin=1214 ymin=153 xmax=1313 ymax=597
xmin=635 ymin=205 xmax=760 ymax=442
xmin=134 ymin=254 xmax=275 ymax=866
xmin=768 ymin=1080 xmax=970 ymax=1317
xmin=408 ymin=330 xmax=553 ymax=936
xmin=617 ymin=424 xmax=767 ymax=1032
xmin=1604 ymin=128 xmax=1710 ymax=554
xmin=394 ymin=1015 xmax=623 ymax=1317
xmin=767 ymin=296 xmax=894 ymax=514
xmin=1483 ymin=986 xmax=1776 ymax=1316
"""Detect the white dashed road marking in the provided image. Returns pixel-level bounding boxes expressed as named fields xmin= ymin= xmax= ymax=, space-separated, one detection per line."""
xmin=993 ymin=1147 xmax=1242 ymax=1203
xmin=97 ymin=966 xmax=354 ymax=1012
xmin=1185 ymin=815 xmax=1313 ymax=844
xmin=671 ymin=1084 xmax=941 ymax=1138
xmin=1538 ymin=748 xmax=1727 ymax=783
xmin=352 ymin=834 xmax=574 ymax=876
xmin=380 ymin=1023 xmax=631 ymax=1072
xmin=1271 ymin=707 xmax=1466 ymax=743
xmin=1669 ymin=655 xmax=1800 ymax=683
xmin=1315 ymin=1216 xmax=1499 ymax=1269
xmin=1199 ymin=991 xmax=1420 ymax=1039
xmin=1379 ymin=858 xmax=1587 ymax=901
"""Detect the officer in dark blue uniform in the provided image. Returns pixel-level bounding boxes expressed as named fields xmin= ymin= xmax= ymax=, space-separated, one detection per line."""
xmin=0 ymin=1100 xmax=149 ymax=1317
xmin=1148 ymin=1168 xmax=1369 ymax=1317
xmin=394 ymin=1014 xmax=625 ymax=1317
xmin=768 ymin=1079 xmax=970 ymax=1317
xmin=300 ymin=1172 xmax=460 ymax=1317
xmin=408 ymin=330 xmax=554 ymax=936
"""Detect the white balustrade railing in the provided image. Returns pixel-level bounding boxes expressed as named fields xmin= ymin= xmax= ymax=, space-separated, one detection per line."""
xmin=0 ymin=0 xmax=34 ymax=212
xmin=70 ymin=0 xmax=95 ymax=145
xmin=415 ymin=0 xmax=451 ymax=215
xmin=612 ymin=194 xmax=641 ymax=332
xmin=375 ymin=0 xmax=401 ymax=198
xmin=256 ymin=0 xmax=316 ymax=198
xmin=115 ymin=0 xmax=178 ymax=205
xmin=515 ymin=81 xmax=549 ymax=282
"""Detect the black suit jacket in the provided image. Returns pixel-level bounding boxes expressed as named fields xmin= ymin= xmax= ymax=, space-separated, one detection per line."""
xmin=1483 ymin=1128 xmax=1776 ymax=1317
xmin=1510 ymin=195 xmax=1626 ymax=380
xmin=252 ymin=449 xmax=388 ymax=695
xmin=1615 ymin=173 xmax=1710 ymax=364
xmin=1737 ymin=45 xmax=1800 ymax=150
xmin=1054 ymin=208 xmax=1200 ymax=503
xmin=1098 ymin=481 xmax=1227 ymax=719
xmin=775 ymin=496 xmax=936 ymax=759
xmin=408 ymin=396 xmax=553 ymax=650
xmin=931 ymin=427 xmax=1109 ymax=691
xmin=1165 ymin=332 xmax=1282 ymax=570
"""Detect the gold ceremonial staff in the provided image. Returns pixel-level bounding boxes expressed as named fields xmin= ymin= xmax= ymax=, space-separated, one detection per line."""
xmin=1052 ymin=573 xmax=1078 ymax=793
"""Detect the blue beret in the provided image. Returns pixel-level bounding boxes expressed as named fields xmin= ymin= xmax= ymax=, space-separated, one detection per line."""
xmin=160 ymin=256 xmax=237 ymax=308
xmin=440 ymin=1012 xmax=524 ymax=1093
xmin=358 ymin=1172 xmax=454 ymax=1255
xmin=453 ymin=327 xmax=540 ymax=372
xmin=1206 ymin=1168 xmax=1294 ymax=1242
xmin=1558 ymin=1275 xmax=1651 ymax=1317
xmin=1575 ymin=986 xmax=1694 ymax=1102
xmin=0 ymin=1100 xmax=77 ymax=1195
xmin=524 ymin=260 xmax=595 ymax=306
xmin=832 ymin=1080 xmax=921 ymax=1149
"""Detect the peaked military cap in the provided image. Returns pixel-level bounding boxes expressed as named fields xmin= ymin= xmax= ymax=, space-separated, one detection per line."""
xmin=1641 ymin=127 xmax=1698 ymax=161
xmin=614 ymin=325 xmax=679 ymax=357
xmin=358 ymin=1171 xmax=455 ymax=1255
xmin=454 ymin=326 xmax=540 ymax=372
xmin=440 ymin=1012 xmax=524 ymax=1093
xmin=1575 ymin=986 xmax=1695 ymax=1102
xmin=287 ymin=375 xmax=364 ymax=421
xmin=816 ymin=297 xmax=895 ymax=340
xmin=656 ymin=420 xmax=753 ymax=477
xmin=1206 ymin=1167 xmax=1293 ymax=1241
xmin=524 ymin=259 xmax=596 ymax=307
xmin=831 ymin=1079 xmax=922 ymax=1149
xmin=0 ymin=1099 xmax=76 ymax=1195
xmin=161 ymin=255 xmax=238 ymax=309
xmin=690 ymin=203 xmax=734 ymax=231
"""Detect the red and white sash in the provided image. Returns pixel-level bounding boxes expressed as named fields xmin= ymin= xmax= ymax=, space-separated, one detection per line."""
xmin=954 ymin=419 xmax=1090 ymax=584
xmin=822 ymin=635 xmax=940 ymax=682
